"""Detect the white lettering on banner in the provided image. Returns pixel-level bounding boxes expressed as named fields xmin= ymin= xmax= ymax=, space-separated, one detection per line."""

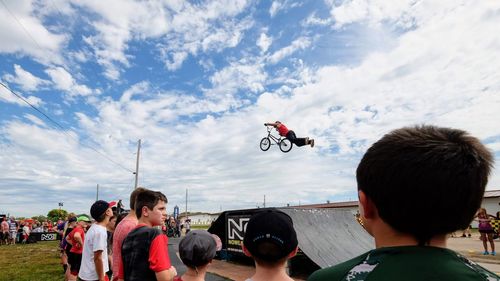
xmin=227 ymin=217 xmax=250 ymax=240
xmin=41 ymin=233 xmax=57 ymax=241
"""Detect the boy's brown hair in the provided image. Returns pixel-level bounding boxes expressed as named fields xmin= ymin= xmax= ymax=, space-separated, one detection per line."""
xmin=134 ymin=190 xmax=168 ymax=219
xmin=130 ymin=187 xmax=147 ymax=210
xmin=357 ymin=125 xmax=493 ymax=245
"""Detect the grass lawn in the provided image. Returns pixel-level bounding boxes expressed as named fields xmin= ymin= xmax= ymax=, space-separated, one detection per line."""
xmin=0 ymin=241 xmax=62 ymax=281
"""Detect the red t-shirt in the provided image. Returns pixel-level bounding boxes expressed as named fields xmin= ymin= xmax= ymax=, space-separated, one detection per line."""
xmin=118 ymin=224 xmax=172 ymax=277
xmin=173 ymin=277 xmax=183 ymax=281
xmin=112 ymin=216 xmax=138 ymax=280
xmin=277 ymin=124 xmax=289 ymax=136
xmin=67 ymin=226 xmax=85 ymax=254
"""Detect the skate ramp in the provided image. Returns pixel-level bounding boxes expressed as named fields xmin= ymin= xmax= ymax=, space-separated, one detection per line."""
xmin=281 ymin=208 xmax=374 ymax=268
xmin=208 ymin=207 xmax=374 ymax=268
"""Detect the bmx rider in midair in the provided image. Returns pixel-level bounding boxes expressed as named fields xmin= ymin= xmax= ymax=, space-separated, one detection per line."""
xmin=264 ymin=121 xmax=315 ymax=148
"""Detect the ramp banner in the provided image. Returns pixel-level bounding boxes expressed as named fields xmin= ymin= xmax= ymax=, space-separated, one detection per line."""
xmin=29 ymin=232 xmax=61 ymax=242
xmin=226 ymin=214 xmax=251 ymax=253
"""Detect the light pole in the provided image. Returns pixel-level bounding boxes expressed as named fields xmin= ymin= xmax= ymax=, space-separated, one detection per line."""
xmin=58 ymin=202 xmax=64 ymax=219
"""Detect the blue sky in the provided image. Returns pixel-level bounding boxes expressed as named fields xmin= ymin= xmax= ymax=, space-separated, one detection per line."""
xmin=1 ymin=0 xmax=499 ymax=217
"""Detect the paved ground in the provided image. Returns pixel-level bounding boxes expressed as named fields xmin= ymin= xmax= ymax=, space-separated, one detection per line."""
xmin=170 ymin=234 xmax=500 ymax=280
xmin=447 ymin=234 xmax=500 ymax=274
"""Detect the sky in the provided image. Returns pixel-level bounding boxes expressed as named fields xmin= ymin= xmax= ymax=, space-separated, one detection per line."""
xmin=1 ymin=0 xmax=499 ymax=218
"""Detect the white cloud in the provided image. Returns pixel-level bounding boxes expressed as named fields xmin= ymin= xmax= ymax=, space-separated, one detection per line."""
xmin=0 ymin=81 xmax=43 ymax=107
xmin=73 ymin=0 xmax=252 ymax=77
xmin=302 ymin=12 xmax=332 ymax=26
xmin=45 ymin=66 xmax=95 ymax=98
xmin=267 ymin=37 xmax=311 ymax=64
xmin=120 ymin=81 xmax=150 ymax=102
xmin=269 ymin=0 xmax=303 ymax=18
xmin=165 ymin=51 xmax=188 ymax=71
xmin=3 ymin=64 xmax=50 ymax=91
xmin=208 ymin=61 xmax=267 ymax=96
xmin=160 ymin=12 xmax=254 ymax=71
xmin=0 ymin=0 xmax=66 ymax=65
xmin=269 ymin=1 xmax=283 ymax=18
xmin=2 ymin=0 xmax=500 ymax=217
xmin=257 ymin=32 xmax=272 ymax=53
xmin=329 ymin=0 xmax=426 ymax=29
xmin=24 ymin=114 xmax=46 ymax=127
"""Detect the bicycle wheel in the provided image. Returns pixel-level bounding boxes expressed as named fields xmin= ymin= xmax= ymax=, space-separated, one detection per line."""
xmin=279 ymin=138 xmax=293 ymax=153
xmin=260 ymin=137 xmax=271 ymax=151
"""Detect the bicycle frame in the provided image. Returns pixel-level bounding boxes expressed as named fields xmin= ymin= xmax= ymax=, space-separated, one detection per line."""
xmin=266 ymin=126 xmax=285 ymax=145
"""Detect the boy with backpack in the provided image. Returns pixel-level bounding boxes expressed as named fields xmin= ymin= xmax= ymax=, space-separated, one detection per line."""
xmin=121 ymin=190 xmax=177 ymax=281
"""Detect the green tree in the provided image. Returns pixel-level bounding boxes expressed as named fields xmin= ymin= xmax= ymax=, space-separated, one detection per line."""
xmin=47 ymin=209 xmax=68 ymax=221
xmin=32 ymin=215 xmax=47 ymax=222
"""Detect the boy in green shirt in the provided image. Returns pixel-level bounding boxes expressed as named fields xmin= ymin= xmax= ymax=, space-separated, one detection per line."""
xmin=309 ymin=125 xmax=498 ymax=281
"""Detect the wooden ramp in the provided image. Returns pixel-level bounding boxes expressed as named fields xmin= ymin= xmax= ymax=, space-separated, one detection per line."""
xmin=208 ymin=207 xmax=374 ymax=268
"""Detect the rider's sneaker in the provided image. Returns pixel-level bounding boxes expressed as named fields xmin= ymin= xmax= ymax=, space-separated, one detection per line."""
xmin=483 ymin=251 xmax=490 ymax=255
xmin=310 ymin=139 xmax=315 ymax=148
xmin=492 ymin=251 xmax=496 ymax=256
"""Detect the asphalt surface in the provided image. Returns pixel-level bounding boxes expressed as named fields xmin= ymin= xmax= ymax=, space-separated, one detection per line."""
xmin=168 ymin=237 xmax=232 ymax=281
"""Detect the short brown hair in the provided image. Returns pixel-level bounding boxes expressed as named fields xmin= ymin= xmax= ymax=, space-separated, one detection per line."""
xmin=357 ymin=125 xmax=493 ymax=245
xmin=135 ymin=190 xmax=168 ymax=219
xmin=130 ymin=187 xmax=147 ymax=210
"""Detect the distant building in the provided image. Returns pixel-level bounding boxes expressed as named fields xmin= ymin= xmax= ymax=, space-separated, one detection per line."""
xmin=292 ymin=189 xmax=500 ymax=229
xmin=290 ymin=200 xmax=359 ymax=215
xmin=178 ymin=212 xmax=221 ymax=225
xmin=476 ymin=189 xmax=500 ymax=227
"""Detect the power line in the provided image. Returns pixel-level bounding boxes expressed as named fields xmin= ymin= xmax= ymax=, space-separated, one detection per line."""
xmin=0 ymin=1 xmax=135 ymax=174
xmin=1 ymin=0 xmax=44 ymax=50
xmin=0 ymin=81 xmax=135 ymax=174
xmin=49 ymin=0 xmax=66 ymax=18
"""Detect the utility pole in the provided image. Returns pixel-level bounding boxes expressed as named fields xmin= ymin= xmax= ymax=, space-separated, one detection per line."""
xmin=185 ymin=188 xmax=188 ymax=219
xmin=96 ymin=184 xmax=99 ymax=201
xmin=134 ymin=139 xmax=141 ymax=189
xmin=263 ymin=195 xmax=266 ymax=208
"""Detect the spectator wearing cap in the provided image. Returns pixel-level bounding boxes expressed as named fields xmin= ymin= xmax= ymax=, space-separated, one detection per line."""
xmin=78 ymin=200 xmax=114 ymax=281
xmin=174 ymin=230 xmax=217 ymax=281
xmin=112 ymin=187 xmax=147 ymax=281
xmin=242 ymin=209 xmax=298 ymax=281
xmin=66 ymin=214 xmax=92 ymax=280
xmin=109 ymin=201 xmax=117 ymax=214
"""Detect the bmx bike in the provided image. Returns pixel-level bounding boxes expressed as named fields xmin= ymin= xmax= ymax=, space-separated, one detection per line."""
xmin=260 ymin=125 xmax=293 ymax=153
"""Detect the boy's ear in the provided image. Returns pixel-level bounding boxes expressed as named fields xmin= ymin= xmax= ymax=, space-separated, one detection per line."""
xmin=358 ymin=190 xmax=377 ymax=219
xmin=142 ymin=206 xmax=149 ymax=217
xmin=287 ymin=246 xmax=299 ymax=259
xmin=241 ymin=242 xmax=252 ymax=258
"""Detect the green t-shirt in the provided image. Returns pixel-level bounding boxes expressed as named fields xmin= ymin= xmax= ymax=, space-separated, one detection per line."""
xmin=308 ymin=246 xmax=499 ymax=281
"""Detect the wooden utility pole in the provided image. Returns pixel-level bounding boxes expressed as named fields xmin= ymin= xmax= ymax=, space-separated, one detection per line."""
xmin=185 ymin=188 xmax=188 ymax=219
xmin=134 ymin=139 xmax=141 ymax=189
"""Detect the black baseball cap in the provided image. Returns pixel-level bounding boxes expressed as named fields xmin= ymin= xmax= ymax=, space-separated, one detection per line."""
xmin=243 ymin=209 xmax=298 ymax=261
xmin=90 ymin=200 xmax=111 ymax=220
xmin=179 ymin=230 xmax=217 ymax=268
